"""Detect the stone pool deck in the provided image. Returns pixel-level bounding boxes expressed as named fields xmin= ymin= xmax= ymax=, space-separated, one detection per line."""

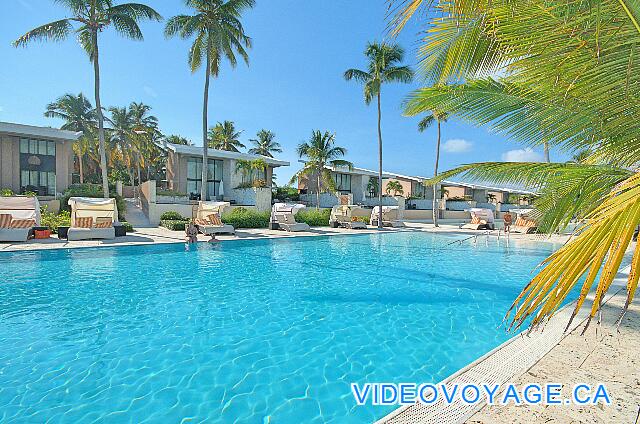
xmin=0 ymin=223 xmax=563 ymax=252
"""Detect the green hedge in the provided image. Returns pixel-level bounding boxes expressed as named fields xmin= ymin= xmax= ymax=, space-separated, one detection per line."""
xmin=161 ymin=219 xmax=189 ymax=231
xmin=160 ymin=211 xmax=186 ymax=221
xmin=221 ymin=207 xmax=270 ymax=229
xmin=120 ymin=222 xmax=134 ymax=232
xmin=295 ymin=209 xmax=331 ymax=227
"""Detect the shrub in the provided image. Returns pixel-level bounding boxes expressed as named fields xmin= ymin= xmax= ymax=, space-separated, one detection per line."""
xmin=160 ymin=211 xmax=186 ymax=221
xmin=157 ymin=189 xmax=187 ymax=197
xmin=352 ymin=215 xmax=370 ymax=224
xmin=120 ymin=221 xmax=134 ymax=232
xmin=60 ymin=183 xmax=126 ymax=220
xmin=221 ymin=207 xmax=270 ymax=228
xmin=160 ymin=219 xmax=189 ymax=231
xmin=295 ymin=208 xmax=331 ymax=227
xmin=273 ymin=186 xmax=300 ymax=202
xmin=1 ymin=188 xmax=14 ymax=197
xmin=40 ymin=207 xmax=71 ymax=234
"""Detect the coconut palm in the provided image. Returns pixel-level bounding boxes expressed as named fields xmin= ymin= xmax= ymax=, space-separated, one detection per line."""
xmin=129 ymin=102 xmax=160 ymax=189
xmin=344 ymin=42 xmax=413 ymax=228
xmin=290 ymin=130 xmax=353 ymax=209
xmin=44 ymin=93 xmax=97 ymax=183
xmin=208 ymin=121 xmax=245 ymax=152
xmin=108 ymin=106 xmax=136 ymax=186
xmin=165 ymin=135 xmax=192 ymax=146
xmin=393 ymin=0 xmax=640 ymax=331
xmin=14 ymin=0 xmax=161 ymax=198
xmin=165 ymin=0 xmax=254 ymax=200
xmin=385 ymin=180 xmax=404 ymax=196
xmin=418 ymin=109 xmax=448 ymax=227
xmin=248 ymin=130 xmax=282 ymax=157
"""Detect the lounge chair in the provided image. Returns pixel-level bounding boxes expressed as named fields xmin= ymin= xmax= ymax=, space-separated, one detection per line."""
xmin=67 ymin=197 xmax=117 ymax=241
xmin=271 ymin=203 xmax=310 ymax=232
xmin=0 ymin=196 xmax=40 ymax=242
xmin=195 ymin=201 xmax=235 ymax=235
xmin=511 ymin=216 xmax=538 ymax=234
xmin=330 ymin=205 xmax=367 ymax=229
xmin=274 ymin=212 xmax=311 ymax=232
xmin=370 ymin=206 xmax=404 ymax=228
xmin=461 ymin=208 xmax=495 ymax=230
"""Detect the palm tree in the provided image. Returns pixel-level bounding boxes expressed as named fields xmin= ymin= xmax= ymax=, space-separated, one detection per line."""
xmin=344 ymin=42 xmax=413 ymax=228
xmin=248 ymin=130 xmax=282 ymax=157
xmin=14 ymin=0 xmax=161 ymax=198
xmin=385 ymin=180 xmax=404 ymax=196
xmin=394 ymin=0 xmax=640 ymax=331
xmin=208 ymin=121 xmax=245 ymax=152
xmin=165 ymin=0 xmax=254 ymax=201
xmin=165 ymin=135 xmax=192 ymax=146
xmin=44 ymin=93 xmax=97 ymax=183
xmin=129 ymin=102 xmax=160 ymax=191
xmin=418 ymin=110 xmax=448 ymax=227
xmin=108 ymin=106 xmax=136 ymax=187
xmin=290 ymin=130 xmax=353 ymax=209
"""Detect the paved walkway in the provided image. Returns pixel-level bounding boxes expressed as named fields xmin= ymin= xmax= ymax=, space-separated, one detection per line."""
xmin=123 ymin=198 xmax=152 ymax=228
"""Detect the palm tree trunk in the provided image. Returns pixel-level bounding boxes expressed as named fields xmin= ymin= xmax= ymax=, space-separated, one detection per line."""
xmin=433 ymin=120 xmax=441 ymax=227
xmin=316 ymin=172 xmax=321 ymax=210
xmin=543 ymin=141 xmax=551 ymax=163
xmin=201 ymin=50 xmax=211 ymax=202
xmin=78 ymin=153 xmax=84 ymax=184
xmin=92 ymin=31 xmax=109 ymax=199
xmin=376 ymin=92 xmax=383 ymax=229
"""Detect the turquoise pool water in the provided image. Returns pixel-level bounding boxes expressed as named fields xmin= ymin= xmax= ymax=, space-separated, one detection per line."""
xmin=0 ymin=232 xmax=560 ymax=423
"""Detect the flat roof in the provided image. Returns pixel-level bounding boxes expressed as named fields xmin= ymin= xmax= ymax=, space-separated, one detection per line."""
xmin=163 ymin=142 xmax=290 ymax=167
xmin=0 ymin=121 xmax=81 ymax=141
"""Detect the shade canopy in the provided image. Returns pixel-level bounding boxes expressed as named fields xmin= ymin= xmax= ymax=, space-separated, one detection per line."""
xmin=0 ymin=196 xmax=41 ymax=225
xmin=469 ymin=208 xmax=495 ymax=223
xmin=68 ymin=197 xmax=117 ymax=226
xmin=272 ymin=203 xmax=306 ymax=215
xmin=197 ymin=201 xmax=230 ymax=220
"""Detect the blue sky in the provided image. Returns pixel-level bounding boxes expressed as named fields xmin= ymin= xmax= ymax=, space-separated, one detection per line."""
xmin=0 ymin=0 xmax=564 ymax=184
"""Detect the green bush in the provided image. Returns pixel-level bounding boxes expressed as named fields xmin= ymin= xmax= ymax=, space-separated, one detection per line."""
xmin=160 ymin=211 xmax=186 ymax=221
xmin=60 ymin=183 xmax=126 ymax=221
xmin=40 ymin=207 xmax=71 ymax=234
xmin=157 ymin=189 xmax=187 ymax=197
xmin=295 ymin=208 xmax=331 ymax=227
xmin=120 ymin=221 xmax=134 ymax=232
xmin=273 ymin=186 xmax=300 ymax=201
xmin=352 ymin=215 xmax=370 ymax=224
xmin=160 ymin=219 xmax=189 ymax=231
xmin=1 ymin=188 xmax=14 ymax=196
xmin=221 ymin=207 xmax=270 ymax=229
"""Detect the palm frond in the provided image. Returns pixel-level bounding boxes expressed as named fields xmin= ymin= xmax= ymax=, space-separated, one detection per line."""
xmin=13 ymin=19 xmax=72 ymax=47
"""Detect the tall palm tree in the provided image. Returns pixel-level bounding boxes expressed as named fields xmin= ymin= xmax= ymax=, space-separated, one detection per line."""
xmin=394 ymin=0 xmax=640 ymax=331
xmin=14 ymin=0 xmax=161 ymax=198
xmin=418 ymin=109 xmax=448 ymax=227
xmin=108 ymin=106 xmax=136 ymax=187
xmin=248 ymin=130 xmax=282 ymax=157
xmin=344 ymin=42 xmax=413 ymax=228
xmin=165 ymin=0 xmax=254 ymax=201
xmin=44 ymin=93 xmax=97 ymax=183
xmin=290 ymin=130 xmax=353 ymax=209
xmin=129 ymin=102 xmax=160 ymax=190
xmin=208 ymin=121 xmax=245 ymax=152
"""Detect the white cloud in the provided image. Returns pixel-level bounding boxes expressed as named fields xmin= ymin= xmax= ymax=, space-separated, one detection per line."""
xmin=442 ymin=138 xmax=473 ymax=153
xmin=143 ymin=85 xmax=158 ymax=98
xmin=501 ymin=148 xmax=544 ymax=162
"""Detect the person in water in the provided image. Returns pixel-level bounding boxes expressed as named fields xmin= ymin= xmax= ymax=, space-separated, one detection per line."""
xmin=185 ymin=220 xmax=198 ymax=244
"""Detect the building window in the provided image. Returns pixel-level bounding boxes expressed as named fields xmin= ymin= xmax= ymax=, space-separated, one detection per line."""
xmin=333 ymin=173 xmax=351 ymax=194
xmin=413 ymin=182 xmax=427 ymax=198
xmin=187 ymin=157 xmax=223 ymax=200
xmin=19 ymin=138 xmax=56 ymax=196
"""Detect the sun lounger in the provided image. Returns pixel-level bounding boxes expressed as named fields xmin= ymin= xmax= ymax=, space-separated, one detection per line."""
xmin=274 ymin=212 xmax=311 ymax=232
xmin=330 ymin=205 xmax=367 ymax=229
xmin=370 ymin=206 xmax=404 ymax=228
xmin=461 ymin=208 xmax=495 ymax=230
xmin=0 ymin=196 xmax=40 ymax=242
xmin=195 ymin=201 xmax=235 ymax=235
xmin=67 ymin=197 xmax=116 ymax=241
xmin=510 ymin=216 xmax=538 ymax=234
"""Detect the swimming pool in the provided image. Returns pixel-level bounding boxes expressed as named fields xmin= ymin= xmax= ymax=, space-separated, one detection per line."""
xmin=0 ymin=232 xmax=560 ymax=423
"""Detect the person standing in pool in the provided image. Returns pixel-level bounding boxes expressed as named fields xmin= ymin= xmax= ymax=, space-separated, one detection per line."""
xmin=185 ymin=220 xmax=198 ymax=244
xmin=503 ymin=211 xmax=513 ymax=233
